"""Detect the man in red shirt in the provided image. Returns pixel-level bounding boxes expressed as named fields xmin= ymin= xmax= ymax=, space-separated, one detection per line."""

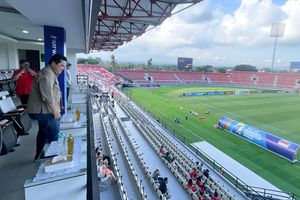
xmin=12 ymin=59 xmax=36 ymax=105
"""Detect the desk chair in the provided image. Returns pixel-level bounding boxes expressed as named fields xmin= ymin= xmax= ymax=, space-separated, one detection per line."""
xmin=0 ymin=91 xmax=32 ymax=135
xmin=0 ymin=70 xmax=15 ymax=95
xmin=0 ymin=119 xmax=17 ymax=155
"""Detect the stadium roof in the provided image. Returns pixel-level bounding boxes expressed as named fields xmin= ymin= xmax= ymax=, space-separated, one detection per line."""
xmin=90 ymin=0 xmax=202 ymax=51
xmin=0 ymin=0 xmax=201 ymax=53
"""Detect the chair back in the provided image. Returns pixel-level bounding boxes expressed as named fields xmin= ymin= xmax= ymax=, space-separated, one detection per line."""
xmin=0 ymin=91 xmax=16 ymax=114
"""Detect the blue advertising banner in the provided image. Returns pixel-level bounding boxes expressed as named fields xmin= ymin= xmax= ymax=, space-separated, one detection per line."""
xmin=44 ymin=26 xmax=66 ymax=114
xmin=218 ymin=116 xmax=299 ymax=162
xmin=183 ymin=91 xmax=226 ymax=96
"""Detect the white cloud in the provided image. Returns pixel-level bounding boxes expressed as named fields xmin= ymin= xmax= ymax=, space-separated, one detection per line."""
xmin=80 ymin=0 xmax=300 ymax=69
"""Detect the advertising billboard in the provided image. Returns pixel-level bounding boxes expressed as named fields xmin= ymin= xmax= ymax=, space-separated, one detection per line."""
xmin=218 ymin=116 xmax=299 ymax=162
xmin=177 ymin=57 xmax=193 ymax=71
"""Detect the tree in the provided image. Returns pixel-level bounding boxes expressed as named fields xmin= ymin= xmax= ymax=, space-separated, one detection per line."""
xmin=193 ymin=65 xmax=213 ymax=72
xmin=127 ymin=63 xmax=135 ymax=69
xmin=77 ymin=58 xmax=87 ymax=64
xmin=147 ymin=58 xmax=152 ymax=68
xmin=95 ymin=57 xmax=104 ymax=66
xmin=215 ymin=67 xmax=227 ymax=73
xmin=234 ymin=64 xmax=257 ymax=72
xmin=261 ymin=68 xmax=271 ymax=72
xmin=87 ymin=58 xmax=99 ymax=64
xmin=110 ymin=54 xmax=117 ymax=69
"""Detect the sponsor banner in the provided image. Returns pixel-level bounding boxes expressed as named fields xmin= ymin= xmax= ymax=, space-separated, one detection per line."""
xmin=183 ymin=91 xmax=226 ymax=96
xmin=250 ymin=90 xmax=258 ymax=94
xmin=260 ymin=90 xmax=278 ymax=93
xmin=224 ymin=91 xmax=234 ymax=95
xmin=218 ymin=116 xmax=299 ymax=162
xmin=235 ymin=90 xmax=250 ymax=95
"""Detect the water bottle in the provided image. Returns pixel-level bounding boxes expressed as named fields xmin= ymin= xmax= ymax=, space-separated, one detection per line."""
xmin=58 ymin=131 xmax=65 ymax=155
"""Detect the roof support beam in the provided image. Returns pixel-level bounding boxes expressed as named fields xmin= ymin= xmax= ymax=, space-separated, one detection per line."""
xmin=91 ymin=0 xmax=202 ymax=51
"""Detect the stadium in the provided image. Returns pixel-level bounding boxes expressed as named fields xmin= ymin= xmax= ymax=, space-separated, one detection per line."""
xmin=0 ymin=1 xmax=300 ymax=200
xmin=76 ymin=64 xmax=300 ymax=200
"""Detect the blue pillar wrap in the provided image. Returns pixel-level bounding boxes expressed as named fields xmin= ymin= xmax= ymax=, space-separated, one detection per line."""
xmin=44 ymin=26 xmax=66 ymax=114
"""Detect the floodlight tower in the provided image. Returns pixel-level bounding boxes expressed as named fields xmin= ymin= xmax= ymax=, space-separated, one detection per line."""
xmin=270 ymin=23 xmax=285 ymax=73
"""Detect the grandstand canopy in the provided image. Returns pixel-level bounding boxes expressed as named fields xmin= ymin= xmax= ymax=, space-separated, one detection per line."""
xmin=90 ymin=0 xmax=202 ymax=51
xmin=0 ymin=0 xmax=201 ymax=53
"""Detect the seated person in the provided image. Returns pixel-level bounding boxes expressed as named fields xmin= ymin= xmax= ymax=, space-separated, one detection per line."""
xmin=159 ymin=177 xmax=171 ymax=199
xmin=96 ymin=148 xmax=111 ymax=165
xmin=186 ymin=178 xmax=196 ymax=192
xmin=95 ymin=147 xmax=101 ymax=153
xmin=203 ymin=169 xmax=210 ymax=178
xmin=198 ymin=193 xmax=206 ymax=200
xmin=159 ymin=145 xmax=165 ymax=157
xmin=152 ymin=168 xmax=163 ymax=184
xmin=199 ymin=184 xmax=206 ymax=196
xmin=194 ymin=161 xmax=203 ymax=172
xmin=162 ymin=152 xmax=175 ymax=163
xmin=196 ymin=176 xmax=203 ymax=187
xmin=189 ymin=168 xmax=197 ymax=179
xmin=211 ymin=190 xmax=220 ymax=200
xmin=97 ymin=159 xmax=116 ymax=184
xmin=198 ymin=163 xmax=204 ymax=172
xmin=193 ymin=161 xmax=200 ymax=168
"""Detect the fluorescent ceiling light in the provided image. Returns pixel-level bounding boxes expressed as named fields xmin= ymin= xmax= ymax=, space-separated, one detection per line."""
xmin=37 ymin=38 xmax=43 ymax=41
xmin=22 ymin=30 xmax=29 ymax=34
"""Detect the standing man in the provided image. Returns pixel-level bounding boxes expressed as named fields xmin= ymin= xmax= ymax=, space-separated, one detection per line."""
xmin=27 ymin=54 xmax=67 ymax=160
xmin=66 ymin=62 xmax=72 ymax=100
xmin=12 ymin=59 xmax=36 ymax=105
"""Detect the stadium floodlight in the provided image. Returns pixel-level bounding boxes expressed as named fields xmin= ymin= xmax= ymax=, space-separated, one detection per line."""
xmin=270 ymin=23 xmax=285 ymax=73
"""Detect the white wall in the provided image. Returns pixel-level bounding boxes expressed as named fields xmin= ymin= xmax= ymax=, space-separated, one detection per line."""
xmin=7 ymin=43 xmax=18 ymax=69
xmin=67 ymin=48 xmax=86 ymax=86
xmin=0 ymin=43 xmax=9 ymax=69
xmin=1 ymin=41 xmax=83 ymax=82
xmin=17 ymin=41 xmax=45 ymax=69
xmin=0 ymin=41 xmax=45 ymax=70
xmin=0 ymin=42 xmax=18 ymax=69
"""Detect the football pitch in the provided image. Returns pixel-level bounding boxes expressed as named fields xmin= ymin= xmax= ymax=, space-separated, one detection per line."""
xmin=127 ymin=86 xmax=300 ymax=196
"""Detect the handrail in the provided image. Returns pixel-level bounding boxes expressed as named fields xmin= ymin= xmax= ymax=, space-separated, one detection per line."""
xmin=248 ymin=186 xmax=300 ymax=200
xmin=99 ymin=109 xmax=129 ymax=200
xmin=107 ymin=113 xmax=148 ymax=199
xmin=124 ymin=91 xmax=298 ymax=200
xmin=86 ymin=91 xmax=100 ymax=200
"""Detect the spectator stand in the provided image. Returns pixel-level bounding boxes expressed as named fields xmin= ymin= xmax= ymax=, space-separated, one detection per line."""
xmin=115 ymin=94 xmax=239 ymax=199
xmin=113 ymin=69 xmax=300 ymax=91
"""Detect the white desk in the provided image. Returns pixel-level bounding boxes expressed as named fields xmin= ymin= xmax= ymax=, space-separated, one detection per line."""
xmin=24 ymin=127 xmax=87 ymax=200
xmin=24 ymin=173 xmax=86 ymax=200
xmin=60 ymin=113 xmax=87 ymax=130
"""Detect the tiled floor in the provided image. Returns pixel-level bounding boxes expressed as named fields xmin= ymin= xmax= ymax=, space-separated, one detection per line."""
xmin=0 ymin=120 xmax=38 ymax=200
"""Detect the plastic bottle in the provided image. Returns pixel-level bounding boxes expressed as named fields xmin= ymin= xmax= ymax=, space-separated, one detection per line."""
xmin=75 ymin=107 xmax=80 ymax=122
xmin=67 ymin=134 xmax=74 ymax=155
xmin=58 ymin=131 xmax=65 ymax=155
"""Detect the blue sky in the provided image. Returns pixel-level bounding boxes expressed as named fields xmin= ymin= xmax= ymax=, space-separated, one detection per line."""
xmin=79 ymin=0 xmax=300 ymax=69
xmin=210 ymin=0 xmax=241 ymax=13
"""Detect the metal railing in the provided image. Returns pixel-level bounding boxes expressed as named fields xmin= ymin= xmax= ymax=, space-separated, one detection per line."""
xmin=86 ymin=91 xmax=100 ymax=200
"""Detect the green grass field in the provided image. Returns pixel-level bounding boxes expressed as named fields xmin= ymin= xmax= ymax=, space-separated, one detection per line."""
xmin=127 ymin=86 xmax=300 ymax=196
